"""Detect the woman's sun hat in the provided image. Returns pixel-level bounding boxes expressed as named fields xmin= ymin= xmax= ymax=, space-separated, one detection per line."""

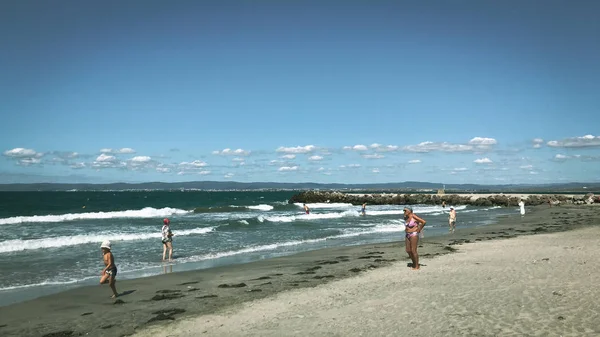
xmin=100 ymin=240 xmax=111 ymax=250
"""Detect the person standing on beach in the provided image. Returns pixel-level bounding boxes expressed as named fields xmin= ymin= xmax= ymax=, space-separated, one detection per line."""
xmin=403 ymin=207 xmax=426 ymax=270
xmin=448 ymin=207 xmax=457 ymax=233
xmin=100 ymin=240 xmax=118 ymax=298
xmin=162 ymin=218 xmax=174 ymax=261
xmin=303 ymin=203 xmax=310 ymax=214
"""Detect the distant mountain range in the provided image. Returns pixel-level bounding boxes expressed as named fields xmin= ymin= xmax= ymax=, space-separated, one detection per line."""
xmin=0 ymin=181 xmax=598 ymax=192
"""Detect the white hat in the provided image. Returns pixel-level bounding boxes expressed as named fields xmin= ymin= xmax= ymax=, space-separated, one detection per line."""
xmin=100 ymin=240 xmax=111 ymax=250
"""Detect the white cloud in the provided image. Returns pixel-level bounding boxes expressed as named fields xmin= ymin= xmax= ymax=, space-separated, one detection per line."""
xmin=308 ymin=155 xmax=323 ymax=161
xmin=367 ymin=143 xmax=398 ymax=152
xmin=532 ymin=138 xmax=544 ymax=149
xmin=177 ymin=170 xmax=211 ymax=176
xmin=372 ymin=168 xmax=380 ymax=173
xmin=269 ymin=160 xmax=281 ymax=165
xmin=156 ymin=167 xmax=171 ymax=173
xmin=408 ymin=159 xmax=421 ymax=164
xmin=96 ymin=154 xmax=117 ymax=162
xmin=547 ymin=135 xmax=600 ymax=148
xmin=533 ymin=144 xmax=542 ymax=149
xmin=469 ymin=137 xmax=497 ymax=146
xmin=232 ymin=157 xmax=245 ymax=162
xmin=348 ymin=164 xmax=361 ymax=168
xmin=177 ymin=160 xmax=209 ymax=174
xmin=276 ymin=145 xmax=315 ymax=154
xmin=404 ymin=137 xmax=497 ymax=153
xmin=342 ymin=146 xmax=352 ymax=150
xmin=520 ymin=164 xmax=534 ymax=169
xmin=553 ymin=154 xmax=569 ymax=162
xmin=100 ymin=148 xmax=136 ymax=154
xmin=70 ymin=162 xmax=86 ymax=169
xmin=131 ymin=156 xmax=151 ymax=163
xmin=529 ymin=171 xmax=539 ymax=175
xmin=454 ymin=167 xmax=468 ymax=171
xmin=278 ymin=166 xmax=298 ymax=172
xmin=403 ymin=141 xmax=474 ymax=153
xmin=179 ymin=160 xmax=207 ymax=168
xmin=92 ymin=154 xmax=124 ymax=169
xmin=224 ymin=173 xmax=234 ymax=179
xmin=317 ymin=167 xmax=325 ymax=171
xmin=352 ymin=145 xmax=368 ymax=151
xmin=3 ymin=148 xmax=39 ymax=158
xmin=474 ymin=158 xmax=493 ymax=164
xmin=362 ymin=154 xmax=385 ymax=159
xmin=281 ymin=154 xmax=296 ymax=160
xmin=18 ymin=158 xmax=41 ymax=166
xmin=213 ymin=148 xmax=250 ymax=156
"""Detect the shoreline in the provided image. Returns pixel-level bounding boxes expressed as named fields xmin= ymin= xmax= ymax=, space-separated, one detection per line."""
xmin=0 ymin=204 xmax=598 ymax=337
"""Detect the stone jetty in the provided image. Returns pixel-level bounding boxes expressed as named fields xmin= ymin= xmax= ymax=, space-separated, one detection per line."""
xmin=288 ymin=191 xmax=597 ymax=207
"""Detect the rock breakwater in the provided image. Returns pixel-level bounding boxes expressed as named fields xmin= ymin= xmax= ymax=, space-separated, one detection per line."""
xmin=288 ymin=191 xmax=597 ymax=207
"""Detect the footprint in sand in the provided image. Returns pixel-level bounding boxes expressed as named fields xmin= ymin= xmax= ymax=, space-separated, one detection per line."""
xmin=196 ymin=294 xmax=218 ymax=299
xmin=218 ymin=283 xmax=247 ymax=288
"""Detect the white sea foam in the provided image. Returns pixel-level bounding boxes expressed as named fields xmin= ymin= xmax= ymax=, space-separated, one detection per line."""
xmin=238 ymin=220 xmax=250 ymax=225
xmin=0 ymin=207 xmax=191 ymax=225
xmin=178 ymin=221 xmax=406 ymax=264
xmin=0 ymin=227 xmax=214 ymax=253
xmin=0 ymin=276 xmax=98 ymax=291
xmin=259 ymin=210 xmax=360 ymax=223
xmin=294 ymin=202 xmax=354 ymax=209
xmin=247 ymin=204 xmax=274 ymax=211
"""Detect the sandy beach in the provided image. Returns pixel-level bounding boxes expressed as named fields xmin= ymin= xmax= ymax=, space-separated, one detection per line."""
xmin=135 ymin=226 xmax=600 ymax=337
xmin=1 ymin=204 xmax=598 ymax=337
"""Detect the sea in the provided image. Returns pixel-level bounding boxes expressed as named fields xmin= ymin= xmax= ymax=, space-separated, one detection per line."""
xmin=0 ymin=190 xmax=517 ymax=306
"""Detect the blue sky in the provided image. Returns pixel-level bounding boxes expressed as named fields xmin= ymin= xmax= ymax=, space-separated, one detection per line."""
xmin=1 ymin=0 xmax=599 ymax=184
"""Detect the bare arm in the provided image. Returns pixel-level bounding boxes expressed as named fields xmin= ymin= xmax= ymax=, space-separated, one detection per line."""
xmin=412 ymin=214 xmax=426 ymax=232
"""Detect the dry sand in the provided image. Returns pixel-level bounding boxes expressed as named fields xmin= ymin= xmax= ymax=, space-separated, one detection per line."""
xmin=135 ymin=226 xmax=600 ymax=337
xmin=1 ymin=205 xmax=598 ymax=337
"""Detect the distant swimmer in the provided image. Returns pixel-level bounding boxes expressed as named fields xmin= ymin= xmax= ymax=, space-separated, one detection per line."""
xmin=361 ymin=203 xmax=366 ymax=216
xmin=303 ymin=203 xmax=310 ymax=214
xmin=100 ymin=240 xmax=119 ymax=298
xmin=442 ymin=201 xmax=446 ymax=208
xmin=448 ymin=207 xmax=456 ymax=233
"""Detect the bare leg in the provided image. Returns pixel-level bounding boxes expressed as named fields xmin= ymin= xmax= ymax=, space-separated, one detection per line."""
xmin=167 ymin=242 xmax=173 ymax=261
xmin=100 ymin=273 xmax=109 ymax=284
xmin=109 ymin=275 xmax=118 ymax=298
xmin=409 ymin=235 xmax=420 ymax=270
xmin=162 ymin=243 xmax=167 ymax=261
xmin=405 ymin=237 xmax=412 ymax=267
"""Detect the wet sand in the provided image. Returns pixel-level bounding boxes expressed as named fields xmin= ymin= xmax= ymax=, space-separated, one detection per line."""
xmin=0 ymin=205 xmax=598 ymax=337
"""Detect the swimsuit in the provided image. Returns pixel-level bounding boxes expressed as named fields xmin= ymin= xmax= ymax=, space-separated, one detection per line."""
xmin=106 ymin=266 xmax=118 ymax=277
xmin=405 ymin=219 xmax=419 ymax=239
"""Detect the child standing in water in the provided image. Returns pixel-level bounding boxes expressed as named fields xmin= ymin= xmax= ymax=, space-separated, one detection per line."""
xmin=100 ymin=240 xmax=118 ymax=298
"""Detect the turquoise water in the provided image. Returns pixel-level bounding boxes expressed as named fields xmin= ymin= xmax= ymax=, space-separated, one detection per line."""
xmin=0 ymin=191 xmax=515 ymax=306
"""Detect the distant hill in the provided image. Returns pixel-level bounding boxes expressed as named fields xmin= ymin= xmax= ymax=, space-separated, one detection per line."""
xmin=0 ymin=181 xmax=598 ymax=192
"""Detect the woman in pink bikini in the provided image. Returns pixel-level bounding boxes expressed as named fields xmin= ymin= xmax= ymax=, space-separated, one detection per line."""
xmin=403 ymin=207 xmax=426 ymax=270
